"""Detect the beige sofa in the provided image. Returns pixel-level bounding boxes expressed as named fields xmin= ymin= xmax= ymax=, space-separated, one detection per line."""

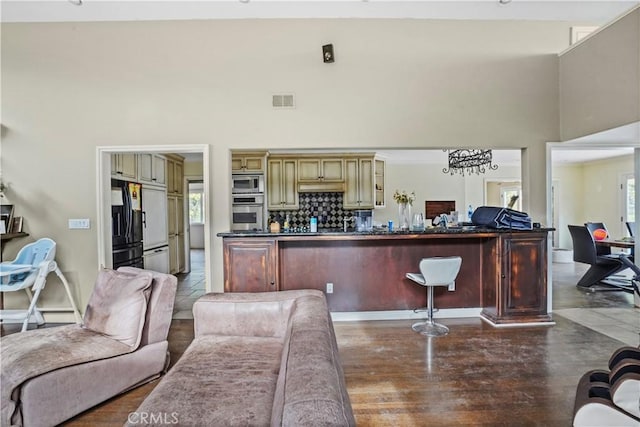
xmin=128 ymin=289 xmax=355 ymax=426
xmin=1 ymin=267 xmax=177 ymax=427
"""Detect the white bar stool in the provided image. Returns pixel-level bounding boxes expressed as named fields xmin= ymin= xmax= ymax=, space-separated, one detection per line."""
xmin=406 ymin=256 xmax=462 ymax=337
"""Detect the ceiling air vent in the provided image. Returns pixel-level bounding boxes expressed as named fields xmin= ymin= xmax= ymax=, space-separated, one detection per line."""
xmin=272 ymin=94 xmax=295 ymax=109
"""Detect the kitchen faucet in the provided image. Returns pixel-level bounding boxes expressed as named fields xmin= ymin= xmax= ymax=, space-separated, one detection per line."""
xmin=343 ymin=217 xmax=354 ymax=232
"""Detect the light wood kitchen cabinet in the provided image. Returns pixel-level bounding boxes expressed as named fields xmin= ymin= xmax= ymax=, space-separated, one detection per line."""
xmin=137 ymin=153 xmax=166 ymax=186
xmin=165 ymin=154 xmax=184 ymax=195
xmin=111 ymin=153 xmax=137 ymax=180
xmin=344 ymin=157 xmax=374 ymax=209
xmin=142 ymin=186 xmax=168 ymax=250
xmin=168 ymin=234 xmax=178 ymax=274
xmin=297 ymin=158 xmax=344 ymax=182
xmin=232 ymin=152 xmax=265 ymax=173
xmin=223 ymin=238 xmax=277 ymax=292
xmin=167 ymin=194 xmax=185 ymax=274
xmin=267 ymin=158 xmax=298 ymax=210
xmin=375 ymin=159 xmax=386 ymax=208
xmin=166 ymin=153 xmax=185 ymax=274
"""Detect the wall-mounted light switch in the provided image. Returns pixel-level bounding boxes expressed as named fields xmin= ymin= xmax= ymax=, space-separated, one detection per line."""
xmin=68 ymin=219 xmax=90 ymax=229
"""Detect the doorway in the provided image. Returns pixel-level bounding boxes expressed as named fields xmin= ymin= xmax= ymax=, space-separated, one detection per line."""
xmin=96 ymin=145 xmax=211 ymax=302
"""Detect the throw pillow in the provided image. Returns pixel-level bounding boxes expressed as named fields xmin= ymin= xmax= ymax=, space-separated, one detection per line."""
xmin=83 ymin=269 xmax=153 ymax=349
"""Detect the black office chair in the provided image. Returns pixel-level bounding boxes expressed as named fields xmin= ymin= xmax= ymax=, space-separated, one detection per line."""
xmin=568 ymin=225 xmax=628 ymax=291
xmin=585 ymin=222 xmax=612 ymax=256
xmin=626 ymin=221 xmax=635 ymax=238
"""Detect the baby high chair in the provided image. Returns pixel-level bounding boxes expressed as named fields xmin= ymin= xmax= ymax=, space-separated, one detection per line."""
xmin=0 ymin=238 xmax=81 ymax=331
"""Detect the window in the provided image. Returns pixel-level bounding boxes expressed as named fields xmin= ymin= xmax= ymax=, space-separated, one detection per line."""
xmin=188 ymin=182 xmax=204 ymax=224
xmin=624 ymin=174 xmax=635 ymax=222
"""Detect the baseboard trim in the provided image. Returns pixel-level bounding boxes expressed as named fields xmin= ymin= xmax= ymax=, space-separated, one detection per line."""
xmin=480 ymin=315 xmax=556 ymax=328
xmin=330 ymin=308 xmax=482 ymax=322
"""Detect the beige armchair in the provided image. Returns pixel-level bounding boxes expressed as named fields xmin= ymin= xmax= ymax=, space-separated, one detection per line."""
xmin=1 ymin=267 xmax=177 ymax=427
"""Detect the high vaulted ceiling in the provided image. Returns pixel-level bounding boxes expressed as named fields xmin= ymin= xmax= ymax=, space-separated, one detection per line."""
xmin=2 ymin=0 xmax=639 ymax=24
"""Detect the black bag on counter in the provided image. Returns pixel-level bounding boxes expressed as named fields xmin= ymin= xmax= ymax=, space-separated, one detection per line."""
xmin=471 ymin=206 xmax=532 ymax=230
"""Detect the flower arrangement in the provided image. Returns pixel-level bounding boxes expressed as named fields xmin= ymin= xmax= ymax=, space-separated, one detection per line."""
xmin=393 ymin=190 xmax=415 ymax=205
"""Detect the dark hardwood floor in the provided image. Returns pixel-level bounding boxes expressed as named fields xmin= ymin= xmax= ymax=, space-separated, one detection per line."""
xmin=2 ymin=262 xmax=636 ymax=426
xmin=334 ymin=317 xmax=623 ymax=426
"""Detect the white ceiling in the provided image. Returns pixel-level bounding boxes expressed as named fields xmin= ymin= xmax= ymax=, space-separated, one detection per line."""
xmin=2 ymin=0 xmax=639 ymax=24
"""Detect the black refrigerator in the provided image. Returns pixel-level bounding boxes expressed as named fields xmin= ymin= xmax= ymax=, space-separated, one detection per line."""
xmin=111 ymin=179 xmax=144 ymax=269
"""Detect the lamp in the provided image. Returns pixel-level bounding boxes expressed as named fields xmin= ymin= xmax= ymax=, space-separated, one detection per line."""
xmin=443 ymin=149 xmax=498 ymax=176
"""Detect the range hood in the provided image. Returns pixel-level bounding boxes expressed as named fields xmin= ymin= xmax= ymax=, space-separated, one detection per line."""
xmin=298 ymin=182 xmax=345 ymax=193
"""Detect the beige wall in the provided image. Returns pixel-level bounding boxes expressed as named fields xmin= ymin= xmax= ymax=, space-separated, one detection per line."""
xmin=559 ymin=7 xmax=640 ymax=141
xmin=1 ymin=19 xmax=578 ymax=319
xmin=581 ymin=155 xmax=635 ymax=238
xmin=551 ymin=163 xmax=584 ymax=249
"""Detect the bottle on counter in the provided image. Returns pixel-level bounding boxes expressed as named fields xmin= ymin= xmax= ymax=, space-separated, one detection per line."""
xmin=467 ymin=205 xmax=474 ymax=222
xmin=310 ymin=217 xmax=318 ymax=233
xmin=284 ymin=214 xmax=290 ymax=233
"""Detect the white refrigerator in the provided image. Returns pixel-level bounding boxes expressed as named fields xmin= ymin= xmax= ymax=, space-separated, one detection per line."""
xmin=142 ymin=186 xmax=170 ymax=274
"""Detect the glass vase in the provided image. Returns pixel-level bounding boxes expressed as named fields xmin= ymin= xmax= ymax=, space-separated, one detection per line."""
xmin=398 ymin=202 xmax=411 ymax=230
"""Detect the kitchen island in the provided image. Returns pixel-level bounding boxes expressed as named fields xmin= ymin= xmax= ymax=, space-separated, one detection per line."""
xmin=217 ymin=227 xmax=554 ymax=326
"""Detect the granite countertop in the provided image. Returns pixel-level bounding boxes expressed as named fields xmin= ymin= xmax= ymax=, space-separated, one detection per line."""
xmin=218 ymin=226 xmax=553 ymax=237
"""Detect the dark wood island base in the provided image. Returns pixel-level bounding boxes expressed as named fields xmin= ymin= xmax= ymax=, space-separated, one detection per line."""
xmin=218 ymin=228 xmax=554 ymax=326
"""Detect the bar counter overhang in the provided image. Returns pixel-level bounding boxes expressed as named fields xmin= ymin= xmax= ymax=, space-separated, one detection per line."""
xmin=218 ymin=227 xmax=555 ymax=326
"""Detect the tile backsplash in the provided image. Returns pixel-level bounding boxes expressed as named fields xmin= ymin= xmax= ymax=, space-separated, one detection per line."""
xmin=269 ymin=192 xmax=366 ymax=230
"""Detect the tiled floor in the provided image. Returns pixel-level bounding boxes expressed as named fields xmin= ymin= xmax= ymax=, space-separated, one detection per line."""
xmin=552 ymin=260 xmax=640 ymax=346
xmin=172 ymin=249 xmax=206 ymax=319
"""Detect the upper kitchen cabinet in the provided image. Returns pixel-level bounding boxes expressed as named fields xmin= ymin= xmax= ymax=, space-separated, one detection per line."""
xmin=375 ymin=158 xmax=386 ymax=208
xmin=232 ymin=152 xmax=266 ymax=173
xmin=267 ymin=158 xmax=298 ymax=210
xmin=344 ymin=157 xmax=375 ymax=209
xmin=111 ymin=153 xmax=137 ymax=181
xmin=165 ymin=154 xmax=184 ymax=195
xmin=137 ymin=153 xmax=166 ymax=187
xmin=297 ymin=158 xmax=344 ymax=182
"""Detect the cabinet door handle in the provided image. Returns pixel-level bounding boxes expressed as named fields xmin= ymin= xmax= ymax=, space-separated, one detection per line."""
xmin=270 ymin=281 xmax=275 ymax=286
